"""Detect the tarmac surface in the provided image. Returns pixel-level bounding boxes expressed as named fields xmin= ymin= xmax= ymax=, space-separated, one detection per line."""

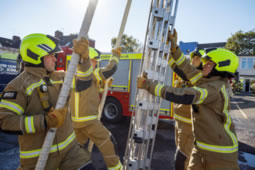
xmin=0 ymin=92 xmax=255 ymax=170
xmin=91 ymin=118 xmax=176 ymax=170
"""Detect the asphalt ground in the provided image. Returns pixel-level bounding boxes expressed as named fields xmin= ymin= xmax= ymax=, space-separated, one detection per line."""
xmin=0 ymin=92 xmax=255 ymax=170
xmin=91 ymin=118 xmax=176 ymax=170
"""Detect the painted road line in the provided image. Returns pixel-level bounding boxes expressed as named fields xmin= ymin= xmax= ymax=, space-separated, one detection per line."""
xmin=232 ymin=99 xmax=248 ymax=119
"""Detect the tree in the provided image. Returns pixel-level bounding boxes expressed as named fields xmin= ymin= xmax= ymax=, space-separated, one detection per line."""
xmin=225 ymin=30 xmax=255 ymax=55
xmin=111 ymin=34 xmax=142 ymax=53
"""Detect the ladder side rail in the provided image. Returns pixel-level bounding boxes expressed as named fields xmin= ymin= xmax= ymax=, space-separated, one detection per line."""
xmin=123 ymin=0 xmax=154 ymax=165
xmin=147 ymin=1 xmax=179 ymax=166
xmin=144 ymin=3 xmax=169 ymax=167
xmin=123 ymin=0 xmax=179 ymax=169
xmin=134 ymin=0 xmax=167 ymax=167
xmin=123 ymin=0 xmax=156 ymax=166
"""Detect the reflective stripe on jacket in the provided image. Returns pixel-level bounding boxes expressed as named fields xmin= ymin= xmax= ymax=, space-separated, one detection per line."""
xmin=0 ymin=67 xmax=75 ymax=166
xmin=145 ymin=76 xmax=238 ymax=160
xmin=70 ymin=55 xmax=119 ymax=128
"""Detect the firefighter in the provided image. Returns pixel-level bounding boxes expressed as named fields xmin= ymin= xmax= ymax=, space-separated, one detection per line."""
xmin=250 ymin=82 xmax=255 ymax=96
xmin=70 ymin=37 xmax=122 ymax=170
xmin=138 ymin=45 xmax=239 ymax=170
xmin=0 ymin=33 xmax=94 ymax=170
xmin=171 ymin=48 xmax=204 ymax=170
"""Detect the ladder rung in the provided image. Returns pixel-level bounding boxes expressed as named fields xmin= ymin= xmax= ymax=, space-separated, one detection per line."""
xmin=128 ymin=159 xmax=138 ymax=170
xmin=148 ymin=39 xmax=160 ymax=50
xmin=144 ymin=69 xmax=164 ymax=81
xmin=152 ymin=8 xmax=165 ymax=19
xmin=138 ymin=101 xmax=154 ymax=110
xmin=133 ymin=129 xmax=146 ymax=142
xmin=164 ymin=44 xmax=170 ymax=54
xmin=168 ymin=16 xmax=175 ymax=25
xmin=164 ymin=11 xmax=170 ymax=21
xmin=156 ymin=58 xmax=168 ymax=68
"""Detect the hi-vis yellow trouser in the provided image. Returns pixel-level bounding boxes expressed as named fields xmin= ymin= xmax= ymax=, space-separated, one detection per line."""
xmin=188 ymin=147 xmax=240 ymax=170
xmin=74 ymin=119 xmax=122 ymax=170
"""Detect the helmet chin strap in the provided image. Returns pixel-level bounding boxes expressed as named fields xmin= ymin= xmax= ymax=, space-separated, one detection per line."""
xmin=207 ymin=67 xmax=233 ymax=78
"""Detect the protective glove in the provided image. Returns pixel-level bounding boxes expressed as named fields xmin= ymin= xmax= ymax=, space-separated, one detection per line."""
xmin=101 ymin=77 xmax=114 ymax=89
xmin=45 ymin=106 xmax=67 ymax=128
xmin=112 ymin=47 xmax=122 ymax=58
xmin=73 ymin=37 xmax=89 ymax=61
xmin=137 ymin=72 xmax=149 ymax=89
xmin=168 ymin=29 xmax=178 ymax=53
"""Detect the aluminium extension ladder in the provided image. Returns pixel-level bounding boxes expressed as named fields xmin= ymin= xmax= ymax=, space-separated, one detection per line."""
xmin=123 ymin=0 xmax=179 ymax=169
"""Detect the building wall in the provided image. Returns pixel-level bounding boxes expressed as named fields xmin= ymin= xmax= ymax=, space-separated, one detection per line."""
xmin=237 ymin=56 xmax=255 ymax=92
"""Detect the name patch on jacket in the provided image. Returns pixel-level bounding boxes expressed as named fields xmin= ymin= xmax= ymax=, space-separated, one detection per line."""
xmin=1 ymin=91 xmax=17 ymax=99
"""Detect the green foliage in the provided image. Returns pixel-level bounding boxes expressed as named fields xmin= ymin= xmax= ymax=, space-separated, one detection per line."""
xmin=111 ymin=34 xmax=142 ymax=53
xmin=225 ymin=29 xmax=255 ymax=55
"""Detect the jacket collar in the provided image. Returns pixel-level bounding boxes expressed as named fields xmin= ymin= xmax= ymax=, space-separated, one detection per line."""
xmin=196 ymin=76 xmax=224 ymax=85
xmin=24 ymin=67 xmax=48 ymax=78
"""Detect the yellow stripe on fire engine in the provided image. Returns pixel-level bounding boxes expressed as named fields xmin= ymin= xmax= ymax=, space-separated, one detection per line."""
xmin=100 ymin=53 xmax=142 ymax=60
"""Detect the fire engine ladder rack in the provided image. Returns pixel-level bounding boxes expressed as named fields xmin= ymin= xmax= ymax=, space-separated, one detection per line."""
xmin=123 ymin=0 xmax=179 ymax=169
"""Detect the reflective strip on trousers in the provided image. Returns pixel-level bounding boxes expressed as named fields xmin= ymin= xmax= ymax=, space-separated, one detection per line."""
xmin=174 ymin=113 xmax=192 ymax=124
xmin=192 ymin=86 xmax=208 ymax=104
xmin=108 ymin=161 xmax=122 ymax=170
xmin=24 ymin=116 xmax=36 ymax=133
xmin=196 ymin=85 xmax=238 ymax=153
xmin=0 ymin=99 xmax=24 ymax=115
xmin=190 ymin=72 xmax=202 ymax=85
xmin=176 ymin=53 xmax=185 ymax=66
xmin=20 ymin=132 xmax=76 ymax=159
xmin=77 ymin=66 xmax=93 ymax=78
xmin=155 ymin=84 xmax=164 ymax=97
xmin=72 ymin=115 xmax=98 ymax=122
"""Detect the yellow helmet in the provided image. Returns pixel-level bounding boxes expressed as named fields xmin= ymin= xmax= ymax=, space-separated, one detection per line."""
xmin=20 ymin=33 xmax=62 ymax=65
xmin=89 ymin=47 xmax=101 ymax=60
xmin=202 ymin=48 xmax=239 ymax=76
xmin=190 ymin=48 xmax=205 ymax=59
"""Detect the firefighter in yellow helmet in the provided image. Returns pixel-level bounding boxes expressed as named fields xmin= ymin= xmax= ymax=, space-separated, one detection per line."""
xmin=0 ymin=33 xmax=94 ymax=169
xmin=138 ymin=31 xmax=240 ymax=169
xmin=69 ymin=38 xmax=122 ymax=170
xmin=169 ymin=48 xmax=204 ymax=170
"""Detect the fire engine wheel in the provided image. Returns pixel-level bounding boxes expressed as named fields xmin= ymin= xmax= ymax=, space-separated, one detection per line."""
xmin=102 ymin=98 xmax=123 ymax=123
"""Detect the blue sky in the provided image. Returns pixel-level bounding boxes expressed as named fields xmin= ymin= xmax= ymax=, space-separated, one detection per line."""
xmin=0 ymin=0 xmax=255 ymax=52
